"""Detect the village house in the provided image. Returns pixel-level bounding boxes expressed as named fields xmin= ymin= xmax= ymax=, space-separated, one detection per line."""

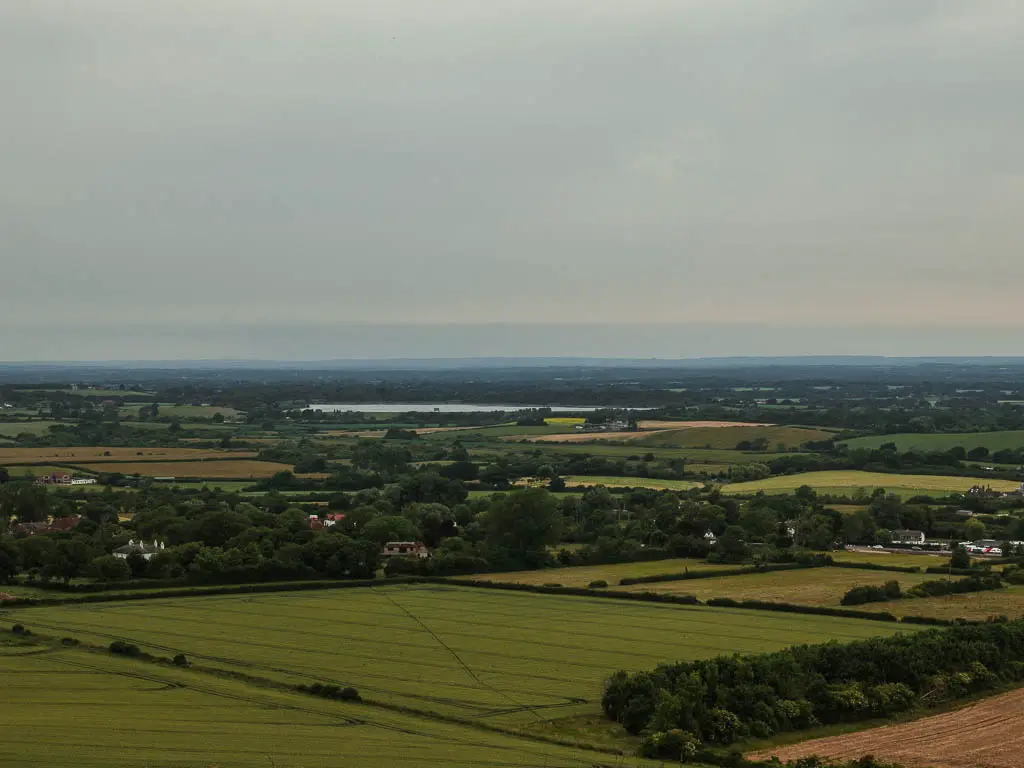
xmin=381 ymin=541 xmax=430 ymax=559
xmin=113 ymin=539 xmax=165 ymax=561
xmin=34 ymin=472 xmax=96 ymax=486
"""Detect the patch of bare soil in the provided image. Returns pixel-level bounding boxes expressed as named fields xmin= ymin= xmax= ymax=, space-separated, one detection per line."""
xmin=747 ymin=688 xmax=1024 ymax=768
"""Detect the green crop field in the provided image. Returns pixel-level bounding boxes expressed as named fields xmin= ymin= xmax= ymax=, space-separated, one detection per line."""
xmin=476 ymin=558 xmax=734 ymax=587
xmin=0 ymin=421 xmax=66 ymax=437
xmin=617 ymin=566 xmax=940 ymax=607
xmin=563 ymin=475 xmax=702 ymax=491
xmin=635 ymin=425 xmax=834 ymax=450
xmin=3 ymin=584 xmax=911 ymax=737
xmin=720 ymin=470 xmax=1021 ymax=497
xmin=118 ymin=404 xmax=242 ymax=419
xmin=0 ymin=648 xmax=626 ymax=768
xmin=842 ymin=430 xmax=1024 ymax=452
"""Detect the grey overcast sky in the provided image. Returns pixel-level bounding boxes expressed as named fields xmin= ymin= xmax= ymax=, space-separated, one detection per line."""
xmin=3 ymin=1 xmax=1023 ymax=360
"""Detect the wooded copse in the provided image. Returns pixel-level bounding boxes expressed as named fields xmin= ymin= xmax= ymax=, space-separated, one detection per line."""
xmin=603 ymin=619 xmax=1024 ymax=758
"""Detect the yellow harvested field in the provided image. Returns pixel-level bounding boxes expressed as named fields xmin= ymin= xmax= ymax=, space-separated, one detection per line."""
xmin=0 ymin=447 xmax=256 ymax=464
xmin=878 ymin=585 xmax=1024 ymax=622
xmin=618 ymin=567 xmax=938 ymax=607
xmin=748 ymin=688 xmax=1024 ymax=768
xmin=72 ymin=460 xmax=294 ymax=479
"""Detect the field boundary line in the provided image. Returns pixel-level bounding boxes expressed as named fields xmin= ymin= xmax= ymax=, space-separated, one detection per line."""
xmin=378 ymin=591 xmax=542 ymax=721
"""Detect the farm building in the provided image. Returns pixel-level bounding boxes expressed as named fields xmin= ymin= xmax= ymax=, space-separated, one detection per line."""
xmin=381 ymin=541 xmax=430 ymax=559
xmin=113 ymin=539 xmax=165 ymax=561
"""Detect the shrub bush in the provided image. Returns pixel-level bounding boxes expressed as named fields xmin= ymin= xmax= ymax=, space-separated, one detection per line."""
xmin=841 ymin=580 xmax=902 ymax=606
xmin=587 ymin=580 xmax=608 ymax=588
xmin=172 ymin=653 xmax=190 ymax=667
xmin=109 ymin=640 xmax=142 ymax=657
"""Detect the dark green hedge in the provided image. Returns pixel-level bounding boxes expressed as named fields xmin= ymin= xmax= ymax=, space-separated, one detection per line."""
xmin=831 ymin=561 xmax=922 ymax=574
xmin=618 ymin=563 xmax=805 ymax=587
xmin=440 ymin=578 xmax=701 ymax=605
xmin=705 ymin=597 xmax=899 ymax=622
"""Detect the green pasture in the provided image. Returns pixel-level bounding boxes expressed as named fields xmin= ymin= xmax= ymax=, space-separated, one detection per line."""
xmin=0 ymin=649 xmax=625 ymax=768
xmin=4 ymin=584 xmax=911 ymax=732
xmin=118 ymin=404 xmax=242 ymax=420
xmin=720 ymin=470 xmax=1021 ymax=497
xmin=563 ymin=475 xmax=702 ymax=491
xmin=0 ymin=421 xmax=66 ymax=437
xmin=841 ymin=430 xmax=1024 ymax=452
xmin=636 ymin=425 xmax=834 ymax=450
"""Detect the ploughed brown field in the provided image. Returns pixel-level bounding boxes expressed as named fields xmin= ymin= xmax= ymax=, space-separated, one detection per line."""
xmin=748 ymin=688 xmax=1024 ymax=768
xmin=0 ymin=447 xmax=256 ymax=464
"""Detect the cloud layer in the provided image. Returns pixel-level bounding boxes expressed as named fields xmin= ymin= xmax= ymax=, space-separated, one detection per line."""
xmin=3 ymin=1 xmax=1023 ymax=358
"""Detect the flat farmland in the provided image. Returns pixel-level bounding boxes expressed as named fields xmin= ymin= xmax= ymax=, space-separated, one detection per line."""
xmin=748 ymin=687 xmax=1024 ymax=768
xmin=476 ymin=558 xmax=734 ymax=587
xmin=831 ymin=549 xmax=947 ymax=568
xmin=5 ymin=584 xmax=913 ymax=730
xmin=118 ymin=404 xmax=242 ymax=419
xmin=73 ymin=460 xmax=293 ymax=478
xmin=0 ymin=447 xmax=256 ymax=464
xmin=5 ymin=465 xmax=95 ymax=477
xmin=636 ymin=425 xmax=835 ymax=450
xmin=0 ymin=420 xmax=67 ymax=437
xmin=843 ymin=430 xmax=1024 ymax=452
xmin=721 ymin=470 xmax=1021 ymax=496
xmin=617 ymin=567 xmax=939 ymax=607
xmin=875 ymin=585 xmax=1024 ymax=622
xmin=636 ymin=420 xmax=773 ymax=430
xmin=563 ymin=475 xmax=702 ymax=491
xmin=0 ymin=649 xmax=624 ymax=768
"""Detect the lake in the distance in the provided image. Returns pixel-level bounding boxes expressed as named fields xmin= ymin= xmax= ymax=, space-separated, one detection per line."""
xmin=301 ymin=403 xmax=627 ymax=413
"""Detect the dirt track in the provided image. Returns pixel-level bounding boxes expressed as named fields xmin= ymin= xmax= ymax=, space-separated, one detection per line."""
xmin=748 ymin=688 xmax=1024 ymax=768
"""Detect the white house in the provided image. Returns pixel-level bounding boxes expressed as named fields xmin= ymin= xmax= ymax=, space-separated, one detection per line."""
xmin=113 ymin=539 xmax=165 ymax=561
xmin=892 ymin=530 xmax=926 ymax=544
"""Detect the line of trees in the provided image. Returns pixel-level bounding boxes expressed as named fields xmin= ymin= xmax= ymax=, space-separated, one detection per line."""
xmin=603 ymin=619 xmax=1024 ymax=756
